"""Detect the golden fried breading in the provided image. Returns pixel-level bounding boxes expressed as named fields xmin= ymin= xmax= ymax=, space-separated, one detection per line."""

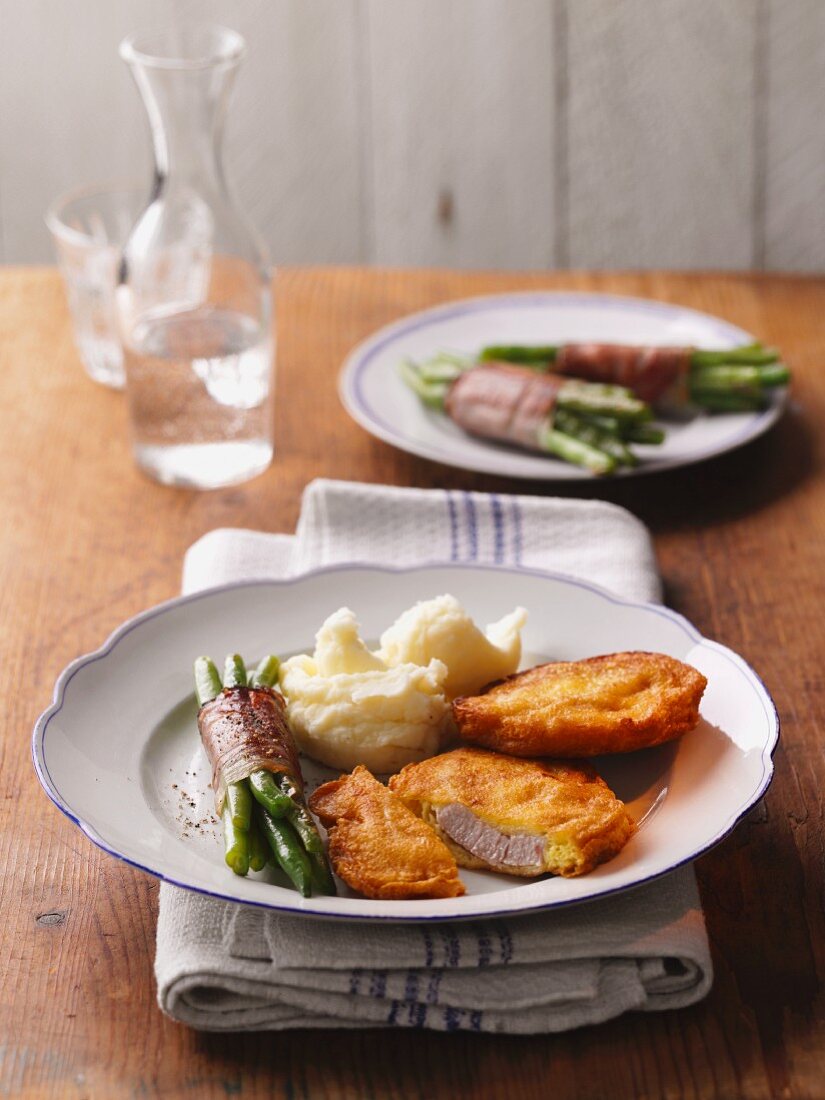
xmin=389 ymin=747 xmax=635 ymax=878
xmin=309 ymin=765 xmax=465 ymax=900
xmin=453 ymin=651 xmax=706 ymax=757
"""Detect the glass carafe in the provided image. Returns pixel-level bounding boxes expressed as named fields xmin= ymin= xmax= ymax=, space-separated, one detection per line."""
xmin=118 ymin=25 xmax=274 ymax=489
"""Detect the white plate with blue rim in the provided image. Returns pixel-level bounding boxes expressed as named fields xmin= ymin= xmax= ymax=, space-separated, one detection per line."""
xmin=338 ymin=292 xmax=786 ymax=479
xmin=32 ymin=563 xmax=778 ymax=921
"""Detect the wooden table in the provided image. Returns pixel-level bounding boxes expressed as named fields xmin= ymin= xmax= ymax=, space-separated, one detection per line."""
xmin=2 ymin=267 xmax=823 ymax=1100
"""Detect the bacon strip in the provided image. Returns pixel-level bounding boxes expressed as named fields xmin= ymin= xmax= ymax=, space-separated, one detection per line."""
xmin=555 ymin=343 xmax=691 ymax=404
xmin=445 ymin=363 xmax=565 ymax=450
xmin=198 ymin=686 xmax=302 ymax=814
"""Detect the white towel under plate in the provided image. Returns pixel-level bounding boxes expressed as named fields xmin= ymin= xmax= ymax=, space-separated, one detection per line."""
xmin=155 ymin=478 xmax=712 ymax=1033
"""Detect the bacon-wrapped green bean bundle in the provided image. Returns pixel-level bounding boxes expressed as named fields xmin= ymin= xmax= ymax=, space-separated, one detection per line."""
xmin=198 ymin=679 xmax=302 ymax=816
xmin=193 ymin=654 xmax=335 ymax=896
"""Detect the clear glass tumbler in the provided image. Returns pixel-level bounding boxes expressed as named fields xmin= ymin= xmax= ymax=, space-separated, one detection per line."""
xmin=117 ymin=24 xmax=274 ymax=490
xmin=46 ymin=184 xmax=146 ymax=389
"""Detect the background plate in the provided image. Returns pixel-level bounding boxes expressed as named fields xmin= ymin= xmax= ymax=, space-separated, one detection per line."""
xmin=339 ymin=292 xmax=786 ymax=479
xmin=33 ymin=564 xmax=778 ymax=921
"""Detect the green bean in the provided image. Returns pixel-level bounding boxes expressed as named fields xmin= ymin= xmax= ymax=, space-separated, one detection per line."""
xmin=480 ymin=344 xmax=558 ymax=364
xmin=255 ymin=806 xmax=312 ymax=897
xmin=249 ymin=769 xmax=292 ymax=817
xmin=226 ymin=780 xmax=253 ymax=831
xmin=248 ymin=819 xmax=269 ymax=872
xmin=308 ymin=850 xmax=337 ymax=896
xmin=277 ymin=776 xmax=324 ymax=854
xmin=222 ymin=805 xmax=250 ymax=877
xmin=251 ymin=655 xmax=281 ymax=689
xmin=286 ymin=806 xmax=324 ymax=854
xmin=223 ymin=654 xmax=247 ymax=688
xmin=194 ymin=656 xmax=222 ymax=707
xmin=538 ymin=425 xmax=616 ymax=476
xmin=275 ymin=778 xmax=334 ymax=887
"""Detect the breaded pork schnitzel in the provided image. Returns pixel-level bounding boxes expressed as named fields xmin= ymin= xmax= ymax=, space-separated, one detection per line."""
xmin=453 ymin=651 xmax=706 ymax=757
xmin=309 ymin=765 xmax=464 ymax=900
xmin=389 ymin=747 xmax=635 ymax=878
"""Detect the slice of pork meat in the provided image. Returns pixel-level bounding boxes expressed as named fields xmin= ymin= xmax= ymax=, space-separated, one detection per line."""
xmin=435 ymin=802 xmax=545 ymax=871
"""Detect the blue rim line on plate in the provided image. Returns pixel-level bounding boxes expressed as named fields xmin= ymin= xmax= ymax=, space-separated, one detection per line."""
xmin=339 ymin=292 xmax=785 ymax=478
xmin=32 ymin=562 xmax=780 ymax=922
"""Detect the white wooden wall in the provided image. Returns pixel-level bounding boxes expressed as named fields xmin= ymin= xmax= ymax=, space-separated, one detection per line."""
xmin=1 ymin=0 xmax=823 ymax=270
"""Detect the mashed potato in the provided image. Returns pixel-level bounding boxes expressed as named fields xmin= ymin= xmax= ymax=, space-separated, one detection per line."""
xmin=378 ymin=594 xmax=528 ymax=698
xmin=280 ymin=597 xmax=527 ymax=772
xmin=280 ymin=608 xmax=452 ymax=774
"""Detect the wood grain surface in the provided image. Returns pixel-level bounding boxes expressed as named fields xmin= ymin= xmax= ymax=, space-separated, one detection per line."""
xmin=4 ymin=1 xmax=825 ymax=273
xmin=1 ymin=267 xmax=823 ymax=1099
xmin=566 ymin=0 xmax=758 ymax=270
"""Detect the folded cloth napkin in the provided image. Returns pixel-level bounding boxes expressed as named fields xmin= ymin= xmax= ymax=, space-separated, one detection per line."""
xmin=156 ymin=479 xmax=712 ymax=1033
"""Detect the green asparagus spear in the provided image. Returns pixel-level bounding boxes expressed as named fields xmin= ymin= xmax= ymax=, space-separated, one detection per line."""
xmin=417 ymin=359 xmax=466 ymax=384
xmin=194 ymin=656 xmax=223 ymax=707
xmin=222 ymin=804 xmax=250 ymax=877
xmin=690 ymin=393 xmax=766 ymax=413
xmin=480 ymin=344 xmax=558 ymax=364
xmin=482 ymin=341 xmax=782 ymax=371
xmin=538 ymin=426 xmax=616 ymax=476
xmin=557 ymin=381 xmax=652 ymax=423
xmin=250 ymin=655 xmax=280 ymax=689
xmin=691 ymin=364 xmax=786 ymax=389
xmin=398 ymin=360 xmax=450 ymax=409
xmin=249 ymin=769 xmax=292 ymax=817
xmin=223 ymin=654 xmax=247 ymax=688
xmin=756 ymin=363 xmax=791 ymax=387
xmin=554 ymin=409 xmax=637 ymax=467
xmin=691 ymin=343 xmax=779 ymax=367
xmin=225 ymin=780 xmax=253 ymax=831
xmin=430 ymin=350 xmax=475 ymax=368
xmin=256 ymin=806 xmax=313 ymax=897
xmin=692 ymin=383 xmax=764 ymax=407
xmin=248 ymin=818 xmax=269 ymax=872
xmin=624 ymin=423 xmax=666 ymax=445
xmin=587 ymin=415 xmax=623 ymax=437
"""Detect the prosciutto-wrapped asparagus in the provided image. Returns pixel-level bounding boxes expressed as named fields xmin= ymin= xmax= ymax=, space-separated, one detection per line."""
xmin=445 ymin=363 xmax=566 ymax=449
xmin=401 ymin=358 xmax=660 ymax=475
xmin=478 ymin=341 xmax=790 ymax=412
xmin=194 ymin=653 xmax=335 ymax=896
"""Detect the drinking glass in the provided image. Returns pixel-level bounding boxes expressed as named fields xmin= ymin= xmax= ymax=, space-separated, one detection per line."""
xmin=46 ymin=184 xmax=146 ymax=389
xmin=117 ymin=24 xmax=274 ymax=490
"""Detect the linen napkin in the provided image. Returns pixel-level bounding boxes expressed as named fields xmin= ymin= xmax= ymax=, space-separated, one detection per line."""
xmin=156 ymin=479 xmax=712 ymax=1033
